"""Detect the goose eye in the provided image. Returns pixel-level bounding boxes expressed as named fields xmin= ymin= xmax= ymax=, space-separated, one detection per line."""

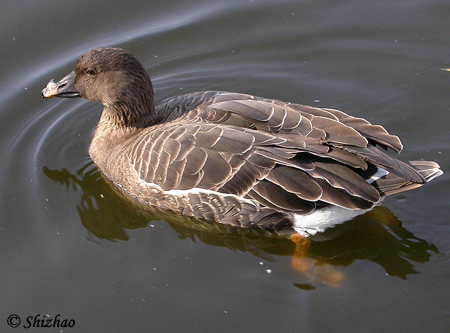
xmin=86 ymin=69 xmax=96 ymax=76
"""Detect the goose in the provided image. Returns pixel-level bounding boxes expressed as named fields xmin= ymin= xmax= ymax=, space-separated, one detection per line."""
xmin=41 ymin=47 xmax=442 ymax=243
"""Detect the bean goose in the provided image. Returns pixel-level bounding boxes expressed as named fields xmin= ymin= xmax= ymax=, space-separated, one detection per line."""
xmin=41 ymin=47 xmax=442 ymax=241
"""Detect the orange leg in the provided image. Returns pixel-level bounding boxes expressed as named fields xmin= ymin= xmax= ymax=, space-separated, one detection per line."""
xmin=290 ymin=233 xmax=344 ymax=287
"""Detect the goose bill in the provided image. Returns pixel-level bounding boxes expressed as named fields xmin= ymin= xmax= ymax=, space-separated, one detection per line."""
xmin=41 ymin=71 xmax=80 ymax=98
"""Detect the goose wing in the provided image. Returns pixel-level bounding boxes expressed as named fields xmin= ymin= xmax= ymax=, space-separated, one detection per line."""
xmin=126 ymin=91 xmax=426 ymax=227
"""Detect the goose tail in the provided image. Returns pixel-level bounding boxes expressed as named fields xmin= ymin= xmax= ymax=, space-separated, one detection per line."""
xmin=373 ymin=160 xmax=443 ymax=196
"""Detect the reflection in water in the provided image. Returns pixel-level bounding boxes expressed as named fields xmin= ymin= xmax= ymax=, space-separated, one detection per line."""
xmin=43 ymin=163 xmax=438 ymax=283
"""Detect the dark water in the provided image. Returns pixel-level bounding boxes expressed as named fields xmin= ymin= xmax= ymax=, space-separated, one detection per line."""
xmin=1 ymin=0 xmax=449 ymax=331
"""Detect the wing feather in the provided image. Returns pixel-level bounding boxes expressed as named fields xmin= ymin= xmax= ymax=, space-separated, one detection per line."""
xmin=322 ymin=108 xmax=403 ymax=152
xmin=122 ymin=91 xmax=434 ymax=228
xmin=265 ymin=166 xmax=323 ymax=201
xmin=251 ymin=180 xmax=316 ymax=213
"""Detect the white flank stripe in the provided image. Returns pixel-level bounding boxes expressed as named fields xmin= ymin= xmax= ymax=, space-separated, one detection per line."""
xmin=164 ymin=188 xmax=258 ymax=206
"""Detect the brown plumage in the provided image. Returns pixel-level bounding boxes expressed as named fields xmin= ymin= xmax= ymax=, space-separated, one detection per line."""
xmin=41 ymin=47 xmax=442 ymax=237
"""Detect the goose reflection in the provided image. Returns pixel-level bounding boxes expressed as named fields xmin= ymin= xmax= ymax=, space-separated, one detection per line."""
xmin=43 ymin=163 xmax=438 ymax=286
